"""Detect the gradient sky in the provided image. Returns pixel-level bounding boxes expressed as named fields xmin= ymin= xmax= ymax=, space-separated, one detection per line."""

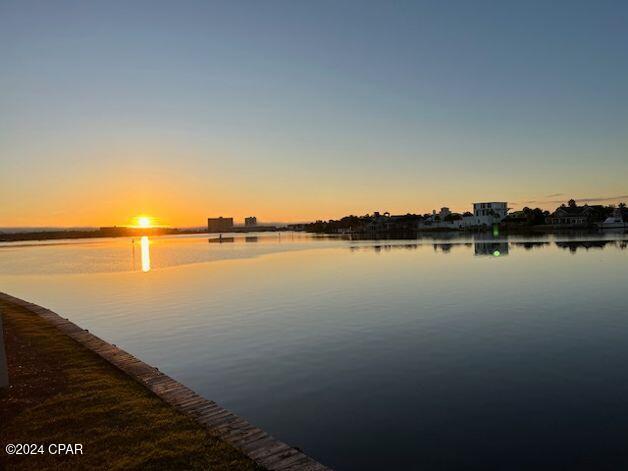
xmin=1 ymin=0 xmax=627 ymax=227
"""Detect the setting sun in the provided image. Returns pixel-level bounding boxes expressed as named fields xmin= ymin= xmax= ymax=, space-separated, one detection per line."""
xmin=136 ymin=216 xmax=152 ymax=228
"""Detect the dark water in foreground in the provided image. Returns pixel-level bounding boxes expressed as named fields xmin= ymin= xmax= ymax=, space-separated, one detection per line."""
xmin=1 ymin=232 xmax=627 ymax=470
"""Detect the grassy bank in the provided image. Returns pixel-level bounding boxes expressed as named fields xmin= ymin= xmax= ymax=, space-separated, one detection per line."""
xmin=0 ymin=299 xmax=260 ymax=470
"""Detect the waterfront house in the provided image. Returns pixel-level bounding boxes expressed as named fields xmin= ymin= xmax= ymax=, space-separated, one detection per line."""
xmin=418 ymin=202 xmax=509 ymax=230
xmin=419 ymin=207 xmax=464 ymax=229
xmin=452 ymin=202 xmax=509 ymax=228
xmin=466 ymin=202 xmax=509 ymax=226
xmin=545 ymin=205 xmax=605 ymax=227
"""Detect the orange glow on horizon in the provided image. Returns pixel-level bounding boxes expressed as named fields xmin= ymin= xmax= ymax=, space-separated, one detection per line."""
xmin=5 ymin=187 xmax=628 ymax=228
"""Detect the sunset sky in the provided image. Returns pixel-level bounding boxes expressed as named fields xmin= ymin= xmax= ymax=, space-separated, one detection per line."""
xmin=2 ymin=0 xmax=627 ymax=227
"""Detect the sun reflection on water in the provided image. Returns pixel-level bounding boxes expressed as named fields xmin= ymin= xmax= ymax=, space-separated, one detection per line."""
xmin=140 ymin=236 xmax=151 ymax=272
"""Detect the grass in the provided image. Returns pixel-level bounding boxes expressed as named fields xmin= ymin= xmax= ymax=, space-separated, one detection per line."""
xmin=0 ymin=299 xmax=261 ymax=470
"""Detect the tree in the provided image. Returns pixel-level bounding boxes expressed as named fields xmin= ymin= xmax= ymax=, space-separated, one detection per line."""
xmin=530 ymin=208 xmax=545 ymax=225
xmin=568 ymin=199 xmax=577 ymax=208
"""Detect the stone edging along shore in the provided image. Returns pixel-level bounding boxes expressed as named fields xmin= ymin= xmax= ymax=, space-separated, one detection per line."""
xmin=0 ymin=292 xmax=331 ymax=471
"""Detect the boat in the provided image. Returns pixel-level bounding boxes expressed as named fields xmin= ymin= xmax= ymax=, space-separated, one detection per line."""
xmin=600 ymin=208 xmax=627 ymax=229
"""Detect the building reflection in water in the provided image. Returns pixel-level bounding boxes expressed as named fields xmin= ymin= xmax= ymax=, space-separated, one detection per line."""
xmin=141 ymin=236 xmax=151 ymax=272
xmin=351 ymin=236 xmax=628 ymax=258
xmin=474 ymin=241 xmax=509 ymax=257
xmin=208 ymin=235 xmax=235 ymax=243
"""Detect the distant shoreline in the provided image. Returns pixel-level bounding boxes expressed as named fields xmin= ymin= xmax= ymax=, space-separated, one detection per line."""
xmin=0 ymin=226 xmax=283 ymax=243
xmin=0 ymin=228 xmax=187 ymax=243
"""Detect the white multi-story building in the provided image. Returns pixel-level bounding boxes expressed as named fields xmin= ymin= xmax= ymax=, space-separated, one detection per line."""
xmin=418 ymin=202 xmax=509 ymax=229
xmin=464 ymin=202 xmax=508 ymax=227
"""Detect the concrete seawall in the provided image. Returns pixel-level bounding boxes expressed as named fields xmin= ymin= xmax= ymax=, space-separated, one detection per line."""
xmin=0 ymin=292 xmax=331 ymax=471
xmin=0 ymin=312 xmax=7 ymax=389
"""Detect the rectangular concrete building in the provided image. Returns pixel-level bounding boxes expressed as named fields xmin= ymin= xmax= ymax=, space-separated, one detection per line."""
xmin=207 ymin=217 xmax=234 ymax=233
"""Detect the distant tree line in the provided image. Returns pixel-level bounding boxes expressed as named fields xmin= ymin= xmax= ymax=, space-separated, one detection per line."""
xmin=303 ymin=199 xmax=626 ymax=234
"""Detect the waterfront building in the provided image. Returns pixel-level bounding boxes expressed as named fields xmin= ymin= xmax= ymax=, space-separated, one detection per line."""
xmin=419 ymin=207 xmax=457 ymax=227
xmin=207 ymin=217 xmax=234 ymax=233
xmin=545 ymin=205 xmax=605 ymax=227
xmin=439 ymin=207 xmax=451 ymax=219
xmin=245 ymin=216 xmax=257 ymax=227
xmin=465 ymin=202 xmax=509 ymax=227
xmin=417 ymin=202 xmax=508 ymax=229
xmin=473 ymin=202 xmax=508 ymax=219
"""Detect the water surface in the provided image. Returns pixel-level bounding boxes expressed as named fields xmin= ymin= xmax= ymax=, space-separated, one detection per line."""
xmin=1 ymin=232 xmax=627 ymax=470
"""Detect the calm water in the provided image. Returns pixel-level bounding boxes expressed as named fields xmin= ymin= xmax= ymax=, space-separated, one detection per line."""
xmin=1 ymin=232 xmax=628 ymax=470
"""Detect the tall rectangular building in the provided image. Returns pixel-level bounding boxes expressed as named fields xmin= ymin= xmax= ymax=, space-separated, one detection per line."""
xmin=473 ymin=202 xmax=508 ymax=219
xmin=244 ymin=216 xmax=257 ymax=227
xmin=207 ymin=217 xmax=234 ymax=233
xmin=462 ymin=202 xmax=508 ymax=227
